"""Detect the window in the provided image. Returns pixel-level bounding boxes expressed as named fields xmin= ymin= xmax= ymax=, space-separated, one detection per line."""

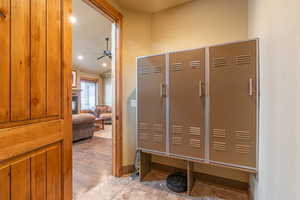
xmin=80 ymin=79 xmax=97 ymax=111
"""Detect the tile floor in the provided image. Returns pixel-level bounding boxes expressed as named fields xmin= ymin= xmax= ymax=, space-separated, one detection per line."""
xmin=73 ymin=125 xmax=248 ymax=200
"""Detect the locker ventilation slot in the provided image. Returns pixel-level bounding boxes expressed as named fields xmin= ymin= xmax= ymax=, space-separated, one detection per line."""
xmin=190 ymin=60 xmax=201 ymax=69
xmin=172 ymin=125 xmax=184 ymax=134
xmin=188 ymin=126 xmax=201 ymax=136
xmin=171 ymin=63 xmax=182 ymax=71
xmin=141 ymin=66 xmax=150 ymax=75
xmin=213 ymin=142 xmax=226 ymax=151
xmin=236 ymin=130 xmax=250 ymax=140
xmin=190 ymin=139 xmax=201 ymax=148
xmin=235 ymin=144 xmax=250 ymax=154
xmin=153 ymin=123 xmax=162 ymax=133
xmin=235 ymin=55 xmax=250 ymax=65
xmin=214 ymin=57 xmax=226 ymax=67
xmin=173 ymin=137 xmax=182 ymax=145
xmin=212 ymin=129 xmax=226 ymax=138
xmin=139 ymin=122 xmax=148 ymax=130
xmin=153 ymin=135 xmax=163 ymax=143
xmin=152 ymin=66 xmax=161 ymax=74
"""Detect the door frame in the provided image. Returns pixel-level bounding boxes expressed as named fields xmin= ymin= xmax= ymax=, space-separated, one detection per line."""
xmin=63 ymin=0 xmax=123 ymax=199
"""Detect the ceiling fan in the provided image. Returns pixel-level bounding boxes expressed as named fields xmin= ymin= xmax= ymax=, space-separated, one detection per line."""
xmin=97 ymin=37 xmax=112 ymax=60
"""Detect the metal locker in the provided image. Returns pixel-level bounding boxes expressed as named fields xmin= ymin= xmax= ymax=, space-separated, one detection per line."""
xmin=209 ymin=40 xmax=257 ymax=168
xmin=169 ymin=49 xmax=205 ymax=159
xmin=137 ymin=55 xmax=166 ymax=152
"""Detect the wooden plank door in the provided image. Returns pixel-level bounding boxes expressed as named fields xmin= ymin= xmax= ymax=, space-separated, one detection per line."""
xmin=0 ymin=0 xmax=72 ymax=199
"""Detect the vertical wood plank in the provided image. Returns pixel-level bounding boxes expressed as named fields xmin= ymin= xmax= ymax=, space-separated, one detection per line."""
xmin=0 ymin=0 xmax=10 ymax=123
xmin=47 ymin=0 xmax=61 ymax=117
xmin=187 ymin=161 xmax=194 ymax=196
xmin=11 ymin=159 xmax=30 ymax=200
xmin=47 ymin=144 xmax=62 ymax=200
xmin=139 ymin=152 xmax=151 ymax=181
xmin=0 ymin=166 xmax=10 ymax=200
xmin=31 ymin=152 xmax=47 ymax=200
xmin=31 ymin=0 xmax=47 ymax=119
xmin=11 ymin=0 xmax=30 ymax=121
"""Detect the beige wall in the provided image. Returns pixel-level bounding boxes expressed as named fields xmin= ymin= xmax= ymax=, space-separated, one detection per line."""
xmin=151 ymin=0 xmax=248 ymax=54
xmin=109 ymin=0 xmax=250 ymax=182
xmin=121 ymin=9 xmax=152 ymax=166
xmin=248 ymin=0 xmax=300 ymax=199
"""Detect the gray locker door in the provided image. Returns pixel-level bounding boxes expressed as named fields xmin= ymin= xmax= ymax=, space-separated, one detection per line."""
xmin=137 ymin=55 xmax=166 ymax=152
xmin=169 ymin=49 xmax=205 ymax=159
xmin=209 ymin=40 xmax=257 ymax=168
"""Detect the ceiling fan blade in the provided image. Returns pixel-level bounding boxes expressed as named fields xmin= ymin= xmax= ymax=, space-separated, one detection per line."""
xmin=97 ymin=55 xmax=106 ymax=60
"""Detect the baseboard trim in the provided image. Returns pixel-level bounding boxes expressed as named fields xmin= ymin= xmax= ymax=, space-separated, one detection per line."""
xmin=122 ymin=164 xmax=135 ymax=175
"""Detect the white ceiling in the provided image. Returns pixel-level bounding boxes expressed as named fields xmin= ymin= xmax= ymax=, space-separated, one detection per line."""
xmin=116 ymin=0 xmax=193 ymax=13
xmin=72 ymin=0 xmax=112 ymax=75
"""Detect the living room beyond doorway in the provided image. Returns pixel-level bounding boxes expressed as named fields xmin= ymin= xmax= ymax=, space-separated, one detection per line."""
xmin=71 ymin=0 xmax=115 ymax=199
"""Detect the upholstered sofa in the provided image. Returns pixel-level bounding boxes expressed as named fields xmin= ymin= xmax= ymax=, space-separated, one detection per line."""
xmin=94 ymin=105 xmax=112 ymax=124
xmin=72 ymin=113 xmax=96 ymax=142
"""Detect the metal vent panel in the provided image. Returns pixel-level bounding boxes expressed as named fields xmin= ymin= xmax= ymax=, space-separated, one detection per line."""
xmin=172 ymin=125 xmax=185 ymax=134
xmin=188 ymin=126 xmax=201 ymax=136
xmin=153 ymin=123 xmax=162 ymax=133
xmin=190 ymin=60 xmax=201 ymax=69
xmin=235 ymin=55 xmax=251 ymax=65
xmin=139 ymin=122 xmax=148 ymax=130
xmin=212 ymin=129 xmax=226 ymax=138
xmin=236 ymin=130 xmax=250 ymax=140
xmin=152 ymin=66 xmax=161 ymax=74
xmin=213 ymin=141 xmax=226 ymax=151
xmin=190 ymin=139 xmax=201 ymax=148
xmin=214 ymin=57 xmax=226 ymax=67
xmin=153 ymin=135 xmax=163 ymax=143
xmin=235 ymin=144 xmax=250 ymax=154
xmin=170 ymin=63 xmax=182 ymax=71
xmin=173 ymin=137 xmax=182 ymax=145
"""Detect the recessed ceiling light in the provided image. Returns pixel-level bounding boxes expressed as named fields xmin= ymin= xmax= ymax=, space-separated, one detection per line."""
xmin=77 ymin=55 xmax=84 ymax=60
xmin=102 ymin=63 xmax=107 ymax=67
xmin=70 ymin=16 xmax=77 ymax=24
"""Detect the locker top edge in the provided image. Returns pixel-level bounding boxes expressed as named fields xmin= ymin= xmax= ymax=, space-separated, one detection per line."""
xmin=136 ymin=38 xmax=259 ymax=59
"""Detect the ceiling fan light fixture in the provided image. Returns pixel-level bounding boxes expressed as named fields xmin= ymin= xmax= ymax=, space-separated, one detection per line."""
xmin=77 ymin=55 xmax=84 ymax=60
xmin=102 ymin=63 xmax=107 ymax=67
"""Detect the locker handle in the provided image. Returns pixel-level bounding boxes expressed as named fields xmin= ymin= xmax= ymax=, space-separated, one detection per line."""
xmin=0 ymin=10 xmax=5 ymax=18
xmin=199 ymin=80 xmax=204 ymax=97
xmin=160 ymin=83 xmax=166 ymax=98
xmin=249 ymin=78 xmax=253 ymax=96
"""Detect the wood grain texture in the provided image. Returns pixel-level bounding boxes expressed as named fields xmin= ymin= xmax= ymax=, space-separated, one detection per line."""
xmin=31 ymin=152 xmax=47 ymax=200
xmin=0 ymin=166 xmax=10 ymax=200
xmin=140 ymin=152 xmax=151 ymax=181
xmin=47 ymin=144 xmax=62 ymax=200
xmin=62 ymin=0 xmax=73 ymax=199
xmin=0 ymin=0 xmax=10 ymax=123
xmin=11 ymin=0 xmax=31 ymax=121
xmin=31 ymin=0 xmax=47 ymax=119
xmin=47 ymin=0 xmax=61 ymax=117
xmin=11 ymin=159 xmax=31 ymax=200
xmin=187 ymin=161 xmax=194 ymax=195
xmin=0 ymin=120 xmax=63 ymax=161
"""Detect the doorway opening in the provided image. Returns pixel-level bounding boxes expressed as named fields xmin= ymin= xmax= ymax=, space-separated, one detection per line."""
xmin=70 ymin=0 xmax=122 ymax=199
